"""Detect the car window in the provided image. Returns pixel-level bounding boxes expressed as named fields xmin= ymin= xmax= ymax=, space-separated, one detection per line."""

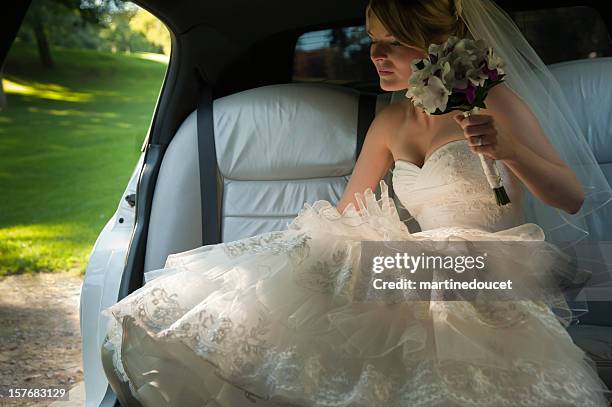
xmin=292 ymin=6 xmax=611 ymax=88
xmin=0 ymin=2 xmax=169 ymax=275
xmin=293 ymin=26 xmax=375 ymax=87
xmin=511 ymin=6 xmax=612 ymax=63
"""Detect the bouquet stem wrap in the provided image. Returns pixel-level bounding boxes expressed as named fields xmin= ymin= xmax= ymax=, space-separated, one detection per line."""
xmin=464 ymin=106 xmax=510 ymax=206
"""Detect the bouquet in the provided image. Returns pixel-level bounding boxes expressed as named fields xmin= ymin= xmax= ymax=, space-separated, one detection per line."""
xmin=405 ymin=36 xmax=510 ymax=206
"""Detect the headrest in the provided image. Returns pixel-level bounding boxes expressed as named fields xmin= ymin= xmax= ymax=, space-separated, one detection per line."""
xmin=547 ymin=57 xmax=612 ymax=163
xmin=212 ymin=83 xmax=361 ymax=180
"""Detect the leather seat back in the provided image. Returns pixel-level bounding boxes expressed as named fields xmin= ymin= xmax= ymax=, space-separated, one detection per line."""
xmin=548 ymin=57 xmax=612 ymax=240
xmin=144 ymin=83 xmax=392 ymax=272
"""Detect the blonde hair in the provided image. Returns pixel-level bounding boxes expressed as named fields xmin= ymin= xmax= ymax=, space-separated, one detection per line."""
xmin=366 ymin=0 xmax=470 ymax=52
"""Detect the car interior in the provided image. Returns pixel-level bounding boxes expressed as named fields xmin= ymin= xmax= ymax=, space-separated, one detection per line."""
xmin=6 ymin=0 xmax=605 ymax=405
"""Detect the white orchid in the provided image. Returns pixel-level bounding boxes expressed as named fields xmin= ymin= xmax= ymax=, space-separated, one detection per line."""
xmin=408 ymin=75 xmax=451 ymax=115
xmin=442 ymin=35 xmax=460 ymax=53
xmin=405 ymin=85 xmax=425 ymax=105
xmin=486 ymin=47 xmax=505 ymax=73
xmin=451 ymin=38 xmax=471 ymax=54
xmin=413 ymin=58 xmax=437 ymax=79
xmin=466 ymin=66 xmax=490 ymax=87
xmin=452 ymin=52 xmax=477 ymax=71
xmin=446 ymin=53 xmax=475 ymax=89
xmin=427 ymin=42 xmax=444 ymax=58
xmin=439 ymin=59 xmax=455 ymax=86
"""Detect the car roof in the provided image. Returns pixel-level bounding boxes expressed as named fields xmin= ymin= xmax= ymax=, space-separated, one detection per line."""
xmin=134 ymin=0 xmax=367 ymax=37
xmin=136 ymin=0 xmax=610 ymax=39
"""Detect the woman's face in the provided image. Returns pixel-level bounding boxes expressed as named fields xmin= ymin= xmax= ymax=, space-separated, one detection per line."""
xmin=367 ymin=13 xmax=427 ymax=92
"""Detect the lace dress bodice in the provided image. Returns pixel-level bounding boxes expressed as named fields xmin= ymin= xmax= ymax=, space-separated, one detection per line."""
xmin=392 ymin=139 xmax=525 ymax=232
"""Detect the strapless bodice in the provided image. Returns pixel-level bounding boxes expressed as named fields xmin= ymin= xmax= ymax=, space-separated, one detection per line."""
xmin=391 ymin=139 xmax=525 ymax=232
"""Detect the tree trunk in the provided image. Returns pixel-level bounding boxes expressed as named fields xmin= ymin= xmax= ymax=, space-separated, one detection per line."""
xmin=32 ymin=8 xmax=54 ymax=69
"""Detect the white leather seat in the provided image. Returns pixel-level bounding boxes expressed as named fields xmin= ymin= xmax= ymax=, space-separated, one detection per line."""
xmin=547 ymin=57 xmax=612 ymax=241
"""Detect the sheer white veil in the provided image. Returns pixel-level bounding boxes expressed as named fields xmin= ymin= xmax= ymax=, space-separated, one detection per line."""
xmin=393 ymin=0 xmax=612 ymax=246
xmin=457 ymin=0 xmax=612 ymax=246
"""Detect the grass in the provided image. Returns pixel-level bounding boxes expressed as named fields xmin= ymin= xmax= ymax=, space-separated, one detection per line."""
xmin=0 ymin=45 xmax=168 ymax=276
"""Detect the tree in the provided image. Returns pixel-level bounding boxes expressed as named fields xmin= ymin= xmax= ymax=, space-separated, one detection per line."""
xmin=129 ymin=9 xmax=171 ymax=55
xmin=28 ymin=0 xmax=55 ymax=68
xmin=22 ymin=0 xmax=124 ymax=68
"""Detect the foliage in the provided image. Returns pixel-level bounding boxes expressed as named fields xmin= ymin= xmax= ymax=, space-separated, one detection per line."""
xmin=98 ymin=9 xmax=167 ymax=54
xmin=0 ymin=45 xmax=168 ymax=275
xmin=129 ymin=9 xmax=171 ymax=55
xmin=15 ymin=0 xmax=171 ymax=63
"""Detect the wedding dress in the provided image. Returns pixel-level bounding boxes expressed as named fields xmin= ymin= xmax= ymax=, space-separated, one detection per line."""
xmin=102 ymin=138 xmax=610 ymax=406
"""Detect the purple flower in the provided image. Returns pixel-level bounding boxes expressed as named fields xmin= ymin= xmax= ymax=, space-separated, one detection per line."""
xmin=454 ymin=83 xmax=477 ymax=104
xmin=482 ymin=66 xmax=499 ymax=81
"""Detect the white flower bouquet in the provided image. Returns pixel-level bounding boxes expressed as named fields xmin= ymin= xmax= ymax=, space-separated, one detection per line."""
xmin=405 ymin=36 xmax=510 ymax=206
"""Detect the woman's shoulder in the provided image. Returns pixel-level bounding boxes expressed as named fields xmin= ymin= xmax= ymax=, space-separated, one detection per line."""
xmin=378 ymin=97 xmax=408 ymax=122
xmin=377 ymin=98 xmax=423 ymax=152
xmin=356 ymin=98 xmax=406 ymax=154
xmin=372 ymin=98 xmax=411 ymax=140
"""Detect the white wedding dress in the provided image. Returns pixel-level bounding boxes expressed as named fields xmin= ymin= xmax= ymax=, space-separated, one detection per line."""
xmin=102 ymin=139 xmax=610 ymax=406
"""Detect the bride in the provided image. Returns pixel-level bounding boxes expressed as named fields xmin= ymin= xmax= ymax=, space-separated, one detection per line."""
xmin=102 ymin=0 xmax=612 ymax=405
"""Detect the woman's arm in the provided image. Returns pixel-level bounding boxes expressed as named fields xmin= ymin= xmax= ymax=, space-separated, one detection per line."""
xmin=502 ymin=138 xmax=584 ymax=214
xmin=335 ymin=103 xmax=399 ymax=214
xmin=458 ymin=84 xmax=585 ymax=214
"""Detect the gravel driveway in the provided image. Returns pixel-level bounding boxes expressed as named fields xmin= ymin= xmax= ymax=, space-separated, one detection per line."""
xmin=0 ymin=271 xmax=84 ymax=407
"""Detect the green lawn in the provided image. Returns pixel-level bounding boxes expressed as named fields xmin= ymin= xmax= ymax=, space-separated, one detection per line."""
xmin=0 ymin=45 xmax=168 ymax=276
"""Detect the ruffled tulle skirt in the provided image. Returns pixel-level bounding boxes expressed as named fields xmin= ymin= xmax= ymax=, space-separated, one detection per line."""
xmin=101 ymin=180 xmax=610 ymax=406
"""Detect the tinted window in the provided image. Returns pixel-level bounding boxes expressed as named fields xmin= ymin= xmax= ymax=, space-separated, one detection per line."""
xmin=292 ymin=6 xmax=611 ymax=87
xmin=293 ymin=27 xmax=376 ymax=86
xmin=511 ymin=6 xmax=612 ymax=63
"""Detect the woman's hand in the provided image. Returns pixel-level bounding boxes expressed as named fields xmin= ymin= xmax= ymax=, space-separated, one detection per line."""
xmin=454 ymin=113 xmax=517 ymax=161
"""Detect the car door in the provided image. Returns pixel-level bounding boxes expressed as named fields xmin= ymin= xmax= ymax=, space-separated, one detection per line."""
xmin=81 ymin=151 xmax=144 ymax=407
